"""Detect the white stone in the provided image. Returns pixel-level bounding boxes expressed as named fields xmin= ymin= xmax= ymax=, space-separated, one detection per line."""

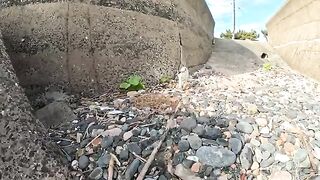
xmin=260 ymin=127 xmax=270 ymax=134
xmin=255 ymin=118 xmax=268 ymax=127
xmin=275 ymin=153 xmax=290 ymax=163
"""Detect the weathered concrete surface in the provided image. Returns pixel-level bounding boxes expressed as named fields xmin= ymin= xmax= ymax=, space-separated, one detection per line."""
xmin=267 ymin=0 xmax=320 ymax=81
xmin=0 ymin=0 xmax=214 ymax=96
xmin=206 ymin=38 xmax=264 ymax=75
xmin=0 ymin=33 xmax=68 ymax=179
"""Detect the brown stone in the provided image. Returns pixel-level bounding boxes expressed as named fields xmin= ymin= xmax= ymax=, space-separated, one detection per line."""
xmin=284 ymin=142 xmax=295 ymax=156
xmin=191 ymin=162 xmax=202 ymax=173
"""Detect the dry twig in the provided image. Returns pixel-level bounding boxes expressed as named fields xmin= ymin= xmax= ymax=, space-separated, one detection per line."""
xmin=136 ymin=102 xmax=181 ymax=180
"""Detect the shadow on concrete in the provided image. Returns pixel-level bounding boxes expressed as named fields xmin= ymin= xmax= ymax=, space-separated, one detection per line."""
xmin=206 ymin=38 xmax=266 ymax=76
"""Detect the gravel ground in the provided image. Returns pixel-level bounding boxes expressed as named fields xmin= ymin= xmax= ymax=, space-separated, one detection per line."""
xmin=45 ymin=62 xmax=320 ymax=180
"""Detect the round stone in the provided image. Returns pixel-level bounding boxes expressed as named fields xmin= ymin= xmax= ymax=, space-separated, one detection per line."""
xmin=78 ymin=155 xmax=90 ymax=169
xmin=187 ymin=134 xmax=202 ymax=150
xmin=178 ymin=140 xmax=190 ymax=152
xmin=270 ymin=171 xmax=292 ymax=180
xmin=236 ymin=121 xmax=253 ymax=134
xmin=255 ymin=118 xmax=268 ymax=127
xmin=229 ymin=138 xmax=243 ymax=154
xmin=196 ymin=146 xmax=236 ymax=168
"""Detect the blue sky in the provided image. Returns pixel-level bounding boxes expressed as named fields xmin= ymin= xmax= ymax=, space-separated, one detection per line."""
xmin=205 ymin=0 xmax=286 ymax=40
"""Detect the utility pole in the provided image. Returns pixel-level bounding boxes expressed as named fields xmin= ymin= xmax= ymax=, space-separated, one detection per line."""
xmin=232 ymin=0 xmax=236 ymax=39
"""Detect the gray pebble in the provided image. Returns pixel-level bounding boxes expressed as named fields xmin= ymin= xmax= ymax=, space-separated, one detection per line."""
xmin=97 ymin=153 xmax=111 ymax=168
xmin=193 ymin=125 xmax=206 ymax=136
xmin=240 ymin=144 xmax=253 ymax=170
xmin=204 ymin=126 xmax=222 ymax=140
xmin=180 ymin=117 xmax=197 ymax=131
xmin=125 ymin=159 xmax=140 ymax=180
xmin=128 ymin=142 xmax=142 ymax=155
xmin=229 ymin=138 xmax=243 ymax=154
xmin=236 ymin=121 xmax=253 ymax=134
xmin=88 ymin=167 xmax=103 ymax=180
xmin=178 ymin=140 xmax=190 ymax=152
xmin=78 ymin=155 xmax=89 ymax=169
xmin=187 ymin=134 xmax=202 ymax=150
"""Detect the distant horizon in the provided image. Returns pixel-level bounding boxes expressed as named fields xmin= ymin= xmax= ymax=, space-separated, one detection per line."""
xmin=205 ymin=0 xmax=286 ymax=41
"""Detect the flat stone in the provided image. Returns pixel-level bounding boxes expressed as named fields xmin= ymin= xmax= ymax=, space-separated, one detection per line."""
xmin=193 ymin=125 xmax=206 ymax=136
xmin=260 ymin=156 xmax=275 ymax=168
xmin=187 ymin=134 xmax=202 ymax=150
xmin=293 ymin=149 xmax=308 ymax=163
xmin=251 ymin=161 xmax=259 ymax=170
xmin=125 ymin=159 xmax=140 ymax=180
xmin=284 ymin=142 xmax=295 ymax=155
xmin=275 ymin=153 xmax=290 ymax=163
xmin=261 ymin=142 xmax=276 ymax=153
xmin=255 ymin=118 xmax=268 ymax=127
xmin=101 ymin=128 xmax=122 ymax=137
xmin=123 ymin=131 xmax=133 ymax=141
xmin=182 ymin=159 xmax=194 ymax=168
xmin=97 ymin=153 xmax=111 ymax=168
xmin=217 ymin=138 xmax=229 ymax=147
xmin=101 ymin=136 xmax=113 ymax=149
xmin=196 ymin=146 xmax=236 ymax=168
xmin=240 ymin=144 xmax=253 ymax=170
xmin=197 ymin=116 xmax=210 ymax=124
xmin=260 ymin=127 xmax=270 ymax=134
xmin=229 ymin=138 xmax=243 ymax=154
xmin=127 ymin=142 xmax=142 ymax=155
xmin=191 ymin=162 xmax=202 ymax=173
xmin=78 ymin=155 xmax=90 ymax=169
xmin=236 ymin=121 xmax=253 ymax=134
xmin=88 ymin=167 xmax=103 ymax=180
xmin=120 ymin=148 xmax=129 ymax=160
xmin=180 ymin=117 xmax=197 ymax=131
xmin=255 ymin=148 xmax=263 ymax=163
xmin=250 ymin=138 xmax=261 ymax=147
xmin=315 ymin=131 xmax=320 ymax=141
xmin=178 ymin=140 xmax=190 ymax=152
xmin=204 ymin=126 xmax=222 ymax=140
xmin=261 ymin=151 xmax=271 ymax=160
xmin=270 ymin=171 xmax=292 ymax=180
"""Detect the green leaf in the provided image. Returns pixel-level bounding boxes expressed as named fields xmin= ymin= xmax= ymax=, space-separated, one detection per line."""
xmin=120 ymin=82 xmax=131 ymax=89
xmin=128 ymin=75 xmax=141 ymax=86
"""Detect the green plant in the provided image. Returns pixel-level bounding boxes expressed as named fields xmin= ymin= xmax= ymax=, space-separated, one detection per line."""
xmin=263 ymin=62 xmax=272 ymax=71
xmin=159 ymin=75 xmax=172 ymax=84
xmin=220 ymin=29 xmax=260 ymax=41
xmin=220 ymin=29 xmax=233 ymax=39
xmin=120 ymin=75 xmax=145 ymax=91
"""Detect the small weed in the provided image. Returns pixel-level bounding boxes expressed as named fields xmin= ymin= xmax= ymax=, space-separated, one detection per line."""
xmin=120 ymin=75 xmax=145 ymax=91
xmin=263 ymin=62 xmax=272 ymax=71
xmin=159 ymin=75 xmax=172 ymax=84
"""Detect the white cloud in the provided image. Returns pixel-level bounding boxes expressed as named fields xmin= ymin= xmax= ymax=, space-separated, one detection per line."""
xmin=205 ymin=0 xmax=233 ymax=19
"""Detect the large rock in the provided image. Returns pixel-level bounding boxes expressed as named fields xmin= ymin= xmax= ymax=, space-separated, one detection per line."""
xmin=0 ymin=0 xmax=214 ymax=96
xmin=0 ymin=33 xmax=68 ymax=179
